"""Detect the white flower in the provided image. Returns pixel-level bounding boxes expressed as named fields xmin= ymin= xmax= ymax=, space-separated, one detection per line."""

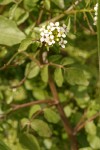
xmin=57 ymin=27 xmax=66 ymax=38
xmin=40 ymin=22 xmax=68 ymax=48
xmin=94 ymin=3 xmax=98 ymax=25
xmin=59 ymin=38 xmax=67 ymax=48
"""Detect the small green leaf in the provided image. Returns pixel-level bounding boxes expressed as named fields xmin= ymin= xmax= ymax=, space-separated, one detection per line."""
xmin=9 ymin=4 xmax=18 ymax=20
xmin=31 ymin=119 xmax=52 ymax=137
xmin=0 ymin=0 xmax=13 ymax=5
xmin=20 ymin=118 xmax=29 ymax=128
xmin=18 ymin=38 xmax=33 ymax=52
xmin=44 ymin=0 xmax=50 ymax=10
xmin=54 ymin=68 xmax=64 ymax=87
xmin=32 ymin=41 xmax=40 ymax=52
xmin=65 ymin=68 xmax=89 ymax=86
xmin=87 ymin=135 xmax=100 ymax=149
xmin=29 ymin=105 xmax=41 ymax=118
xmin=41 ymin=65 xmax=48 ymax=83
xmin=0 ymin=16 xmax=25 ymax=46
xmin=85 ymin=121 xmax=96 ymax=135
xmin=0 ymin=140 xmax=11 ymax=150
xmin=32 ymin=88 xmax=47 ymax=100
xmin=60 ymin=57 xmax=74 ymax=66
xmin=25 ymin=61 xmax=40 ymax=79
xmin=64 ymin=106 xmax=72 ymax=117
xmin=48 ymin=55 xmax=62 ymax=63
xmin=44 ymin=108 xmax=60 ymax=124
xmin=51 ymin=0 xmax=65 ymax=9
xmin=19 ymin=133 xmax=40 ymax=150
xmin=24 ymin=0 xmax=39 ymax=11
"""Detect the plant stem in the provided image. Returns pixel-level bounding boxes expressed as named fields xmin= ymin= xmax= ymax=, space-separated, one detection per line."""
xmin=45 ymin=0 xmax=83 ymax=23
xmin=97 ymin=0 xmax=100 ymax=97
xmin=74 ymin=111 xmax=100 ymax=135
xmin=48 ymin=73 xmax=78 ymax=150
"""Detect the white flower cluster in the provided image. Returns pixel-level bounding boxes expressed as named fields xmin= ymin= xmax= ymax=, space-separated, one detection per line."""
xmin=94 ymin=3 xmax=98 ymax=25
xmin=40 ymin=22 xmax=68 ymax=48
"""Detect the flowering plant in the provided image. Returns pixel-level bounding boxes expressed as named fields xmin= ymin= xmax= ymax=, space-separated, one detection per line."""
xmin=40 ymin=22 xmax=68 ymax=48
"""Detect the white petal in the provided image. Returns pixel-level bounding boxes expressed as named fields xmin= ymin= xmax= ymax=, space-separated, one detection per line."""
xmin=64 ymin=40 xmax=67 ymax=44
xmin=50 ymin=22 xmax=54 ymax=27
xmin=62 ymin=34 xmax=66 ymax=38
xmin=40 ymin=37 xmax=45 ymax=42
xmin=61 ymin=44 xmax=65 ymax=48
xmin=44 ymin=30 xmax=48 ymax=34
xmin=50 ymin=35 xmax=54 ymax=39
xmin=47 ymin=25 xmax=51 ymax=30
xmin=55 ymin=22 xmax=59 ymax=26
xmin=40 ymin=32 xmax=45 ymax=36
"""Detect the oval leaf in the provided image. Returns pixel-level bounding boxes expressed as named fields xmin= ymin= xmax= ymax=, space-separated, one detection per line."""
xmin=54 ymin=68 xmax=64 ymax=87
xmin=65 ymin=68 xmax=89 ymax=86
xmin=31 ymin=119 xmax=52 ymax=137
xmin=25 ymin=61 xmax=40 ymax=79
xmin=0 ymin=16 xmax=25 ymax=46
xmin=41 ymin=65 xmax=48 ymax=83
xmin=18 ymin=38 xmax=33 ymax=52
xmin=19 ymin=133 xmax=40 ymax=150
xmin=44 ymin=108 xmax=60 ymax=124
xmin=51 ymin=0 xmax=64 ymax=9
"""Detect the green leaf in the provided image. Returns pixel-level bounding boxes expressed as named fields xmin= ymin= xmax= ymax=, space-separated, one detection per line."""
xmin=32 ymin=88 xmax=47 ymax=100
xmin=0 ymin=16 xmax=25 ymax=46
xmin=20 ymin=118 xmax=29 ymax=128
xmin=85 ymin=0 xmax=90 ymax=6
xmin=85 ymin=121 xmax=96 ymax=135
xmin=51 ymin=0 xmax=65 ymax=9
xmin=0 ymin=0 xmax=13 ymax=5
xmin=64 ymin=106 xmax=72 ymax=117
xmin=44 ymin=108 xmax=60 ymax=124
xmin=0 ymin=140 xmax=11 ymax=150
xmin=29 ymin=105 xmax=41 ymax=118
xmin=48 ymin=54 xmax=62 ymax=63
xmin=65 ymin=68 xmax=89 ymax=86
xmin=31 ymin=119 xmax=52 ymax=137
xmin=54 ymin=68 xmax=64 ymax=87
xmin=18 ymin=38 xmax=33 ymax=52
xmin=44 ymin=0 xmax=50 ymax=10
xmin=19 ymin=133 xmax=40 ymax=150
xmin=60 ymin=57 xmax=75 ymax=66
xmin=25 ymin=61 xmax=40 ymax=79
xmin=87 ymin=135 xmax=100 ymax=149
xmin=9 ymin=4 xmax=18 ymax=20
xmin=24 ymin=0 xmax=39 ymax=11
xmin=32 ymin=41 xmax=40 ymax=52
xmin=41 ymin=65 xmax=48 ymax=83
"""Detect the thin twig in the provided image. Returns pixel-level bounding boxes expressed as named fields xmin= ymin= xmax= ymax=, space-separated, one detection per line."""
xmin=0 ymin=52 xmax=18 ymax=71
xmin=74 ymin=112 xmax=100 ymax=135
xmin=48 ymin=72 xmax=78 ymax=150
xmin=0 ymin=99 xmax=54 ymax=120
xmin=44 ymin=0 xmax=83 ymax=23
xmin=11 ymin=99 xmax=54 ymax=111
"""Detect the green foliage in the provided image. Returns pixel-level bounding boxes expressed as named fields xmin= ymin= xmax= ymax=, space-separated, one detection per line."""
xmin=44 ymin=108 xmax=60 ymax=123
xmin=0 ymin=16 xmax=25 ymax=46
xmin=0 ymin=0 xmax=99 ymax=149
xmin=54 ymin=68 xmax=64 ymax=87
xmin=25 ymin=61 xmax=40 ymax=78
xmin=19 ymin=133 xmax=40 ymax=150
xmin=0 ymin=140 xmax=11 ymax=150
xmin=31 ymin=119 xmax=52 ymax=137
